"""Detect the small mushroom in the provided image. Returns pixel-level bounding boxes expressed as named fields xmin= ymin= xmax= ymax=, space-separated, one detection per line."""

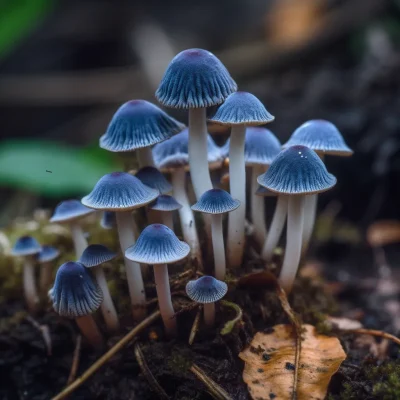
xmin=186 ymin=275 xmax=227 ymax=327
xmin=135 ymin=166 xmax=172 ymax=194
xmin=100 ymin=211 xmax=116 ymax=230
xmin=37 ymin=245 xmax=60 ymax=294
xmin=79 ymin=244 xmax=119 ymax=333
xmin=125 ymin=224 xmax=190 ymax=337
xmin=148 ymin=194 xmax=182 ymax=230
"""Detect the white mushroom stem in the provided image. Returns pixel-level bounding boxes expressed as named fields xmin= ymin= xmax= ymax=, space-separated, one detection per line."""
xmin=93 ymin=266 xmax=120 ymax=332
xmin=39 ymin=262 xmax=53 ymax=294
xmin=148 ymin=209 xmax=162 ymax=225
xmin=227 ymin=125 xmax=246 ymax=268
xmin=279 ymin=196 xmax=305 ymax=294
xmin=153 ymin=264 xmax=177 ymax=337
xmin=75 ymin=315 xmax=104 ymax=350
xmin=23 ymin=256 xmax=39 ymax=312
xmin=162 ymin=212 xmax=174 ymax=230
xmin=301 ymin=194 xmax=318 ymax=255
xmin=261 ymin=195 xmax=288 ymax=261
xmin=116 ymin=212 xmax=146 ymax=321
xmin=203 ymin=302 xmax=215 ymax=327
xmin=251 ymin=165 xmax=268 ymax=246
xmin=210 ymin=214 xmax=226 ymax=280
xmin=137 ymin=147 xmax=155 ymax=167
xmin=69 ymin=222 xmax=88 ymax=259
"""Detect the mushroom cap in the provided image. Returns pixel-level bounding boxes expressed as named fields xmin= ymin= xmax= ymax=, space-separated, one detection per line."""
xmin=79 ymin=244 xmax=116 ymax=268
xmin=99 ymin=100 xmax=185 ymax=152
xmin=255 ymin=185 xmax=277 ymax=197
xmin=257 ymin=145 xmax=337 ymax=195
xmin=208 ymin=92 xmax=274 ymax=126
xmin=37 ymin=245 xmax=60 ymax=263
xmin=50 ymin=199 xmax=95 ymax=223
xmin=152 ymin=128 xmax=223 ymax=172
xmin=135 ymin=166 xmax=172 ymax=194
xmin=82 ymin=172 xmax=159 ymax=211
xmin=191 ymin=189 xmax=240 ymax=214
xmin=282 ymin=120 xmax=353 ymax=156
xmin=125 ymin=224 xmax=190 ymax=264
xmin=148 ymin=195 xmax=182 ymax=212
xmin=186 ymin=275 xmax=227 ymax=304
xmin=155 ymin=48 xmax=237 ymax=109
xmin=100 ymin=211 xmax=116 ymax=229
xmin=51 ymin=261 xmax=103 ymax=317
xmin=11 ymin=236 xmax=41 ymax=257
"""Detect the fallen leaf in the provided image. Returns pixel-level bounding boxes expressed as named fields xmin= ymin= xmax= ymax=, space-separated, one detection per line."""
xmin=366 ymin=220 xmax=400 ymax=247
xmin=239 ymin=324 xmax=346 ymax=400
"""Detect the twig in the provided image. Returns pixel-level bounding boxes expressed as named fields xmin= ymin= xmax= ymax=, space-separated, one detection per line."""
xmin=189 ymin=305 xmax=202 ymax=345
xmin=67 ymin=335 xmax=82 ymax=385
xmin=343 ymin=328 xmax=400 ymax=346
xmin=134 ymin=342 xmax=169 ymax=400
xmin=220 ymin=300 xmax=243 ymax=336
xmin=52 ymin=311 xmax=160 ymax=400
xmin=25 ymin=316 xmax=52 ymax=356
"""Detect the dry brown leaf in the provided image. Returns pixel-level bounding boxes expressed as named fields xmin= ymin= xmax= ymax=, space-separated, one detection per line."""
xmin=366 ymin=220 xmax=400 ymax=247
xmin=239 ymin=324 xmax=346 ymax=400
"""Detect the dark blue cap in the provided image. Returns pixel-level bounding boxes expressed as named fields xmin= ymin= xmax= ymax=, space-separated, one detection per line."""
xmin=37 ymin=245 xmax=60 ymax=263
xmin=156 ymin=48 xmax=237 ymax=109
xmin=283 ymin=120 xmax=353 ymax=156
xmin=191 ymin=189 xmax=240 ymax=214
xmin=100 ymin=211 xmax=116 ymax=229
xmin=125 ymin=224 xmax=190 ymax=264
xmin=208 ymin=92 xmax=274 ymax=126
xmin=82 ymin=172 xmax=158 ymax=211
xmin=79 ymin=244 xmax=116 ymax=268
xmin=50 ymin=200 xmax=95 ymax=223
xmin=100 ymin=100 xmax=185 ymax=152
xmin=135 ymin=166 xmax=172 ymax=194
xmin=148 ymin=195 xmax=182 ymax=212
xmin=11 ymin=236 xmax=41 ymax=257
xmin=51 ymin=261 xmax=103 ymax=317
xmin=255 ymin=185 xmax=277 ymax=197
xmin=186 ymin=275 xmax=227 ymax=303
xmin=257 ymin=145 xmax=337 ymax=195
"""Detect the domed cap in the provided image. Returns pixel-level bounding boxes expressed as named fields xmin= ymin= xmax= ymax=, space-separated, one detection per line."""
xmin=186 ymin=275 xmax=227 ymax=304
xmin=50 ymin=200 xmax=95 ymax=223
xmin=192 ymin=189 xmax=240 ymax=214
xmin=37 ymin=245 xmax=60 ymax=263
xmin=100 ymin=211 xmax=116 ymax=229
xmin=82 ymin=172 xmax=158 ymax=211
xmin=51 ymin=261 xmax=103 ymax=317
xmin=255 ymin=185 xmax=277 ymax=197
xmin=283 ymin=120 xmax=353 ymax=156
xmin=149 ymin=195 xmax=182 ymax=212
xmin=208 ymin=92 xmax=274 ymax=126
xmin=125 ymin=224 xmax=190 ymax=264
xmin=135 ymin=166 xmax=172 ymax=194
xmin=155 ymin=48 xmax=237 ymax=109
xmin=100 ymin=100 xmax=185 ymax=152
xmin=11 ymin=236 xmax=41 ymax=257
xmin=79 ymin=244 xmax=116 ymax=268
xmin=257 ymin=145 xmax=337 ymax=195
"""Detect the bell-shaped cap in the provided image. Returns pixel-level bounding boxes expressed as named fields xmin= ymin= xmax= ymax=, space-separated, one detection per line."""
xmin=37 ymin=245 xmax=60 ymax=263
xmin=79 ymin=244 xmax=116 ymax=268
xmin=186 ymin=275 xmax=227 ymax=304
xmin=149 ymin=195 xmax=182 ymax=212
xmin=257 ymin=145 xmax=337 ymax=195
xmin=208 ymin=92 xmax=274 ymax=126
xmin=51 ymin=261 xmax=103 ymax=317
xmin=156 ymin=48 xmax=237 ymax=109
xmin=82 ymin=172 xmax=158 ymax=211
xmin=11 ymin=236 xmax=41 ymax=257
xmin=100 ymin=100 xmax=185 ymax=152
xmin=125 ymin=224 xmax=190 ymax=264
xmin=255 ymin=185 xmax=277 ymax=197
xmin=192 ymin=189 xmax=240 ymax=214
xmin=50 ymin=200 xmax=95 ymax=223
xmin=135 ymin=166 xmax=172 ymax=194
xmin=100 ymin=211 xmax=116 ymax=229
xmin=283 ymin=120 xmax=353 ymax=156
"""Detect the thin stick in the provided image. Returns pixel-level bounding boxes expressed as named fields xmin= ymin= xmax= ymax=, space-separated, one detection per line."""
xmin=189 ymin=305 xmax=202 ymax=345
xmin=67 ymin=335 xmax=82 ymax=384
xmin=344 ymin=328 xmax=400 ymax=346
xmin=25 ymin=316 xmax=52 ymax=356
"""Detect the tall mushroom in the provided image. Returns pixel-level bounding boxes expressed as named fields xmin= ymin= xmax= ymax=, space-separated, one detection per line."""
xmin=37 ymin=245 xmax=60 ymax=294
xmin=148 ymin=195 xmax=182 ymax=230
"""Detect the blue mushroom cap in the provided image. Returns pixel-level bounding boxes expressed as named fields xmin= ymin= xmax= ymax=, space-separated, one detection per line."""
xmin=37 ymin=245 xmax=60 ymax=263
xmin=192 ymin=189 xmax=240 ymax=214
xmin=148 ymin=195 xmax=182 ymax=212
xmin=51 ymin=261 xmax=103 ymax=317
xmin=50 ymin=200 xmax=95 ymax=223
xmin=82 ymin=172 xmax=158 ymax=211
xmin=156 ymin=48 xmax=237 ymax=109
xmin=186 ymin=275 xmax=227 ymax=303
xmin=79 ymin=244 xmax=116 ymax=268
xmin=255 ymin=185 xmax=277 ymax=197
xmin=135 ymin=166 xmax=172 ymax=194
xmin=257 ymin=145 xmax=337 ymax=195
xmin=283 ymin=120 xmax=353 ymax=156
xmin=100 ymin=211 xmax=116 ymax=229
xmin=125 ymin=224 xmax=190 ymax=264
xmin=100 ymin=100 xmax=185 ymax=152
xmin=208 ymin=92 xmax=274 ymax=126
xmin=11 ymin=236 xmax=42 ymax=257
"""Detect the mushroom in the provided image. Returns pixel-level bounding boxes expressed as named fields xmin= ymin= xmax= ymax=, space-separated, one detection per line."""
xmin=148 ymin=194 xmax=182 ymax=230
xmin=191 ymin=189 xmax=240 ymax=280
xmin=79 ymin=244 xmax=119 ymax=333
xmin=11 ymin=236 xmax=42 ymax=312
xmin=100 ymin=211 xmax=116 ymax=230
xmin=125 ymin=224 xmax=190 ymax=337
xmin=50 ymin=200 xmax=95 ymax=258
xmin=135 ymin=166 xmax=172 ymax=194
xmin=186 ymin=275 xmax=227 ymax=327
xmin=50 ymin=261 xmax=104 ymax=349
xmin=257 ymin=145 xmax=336 ymax=293
xmin=37 ymin=245 xmax=60 ymax=294
xmin=100 ymin=99 xmax=185 ymax=167
xmin=208 ymin=92 xmax=274 ymax=268
xmin=155 ymin=48 xmax=237 ymax=199
xmin=82 ymin=172 xmax=158 ymax=321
